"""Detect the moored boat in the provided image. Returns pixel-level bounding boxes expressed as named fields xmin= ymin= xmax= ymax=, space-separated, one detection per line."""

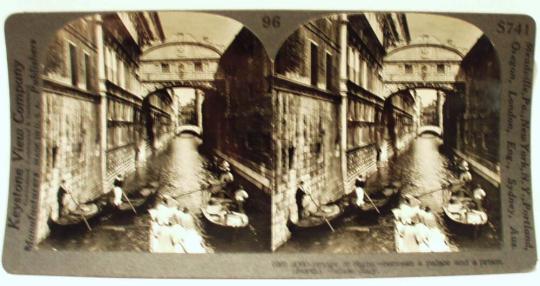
xmin=288 ymin=204 xmax=342 ymax=232
xmin=394 ymin=220 xmax=455 ymax=253
xmin=52 ymin=203 xmax=100 ymax=227
xmin=442 ymin=196 xmax=488 ymax=236
xmin=117 ymin=186 xmax=158 ymax=212
xmin=351 ymin=185 xmax=401 ymax=219
xmin=200 ymin=198 xmax=249 ymax=230
xmin=360 ymin=186 xmax=400 ymax=213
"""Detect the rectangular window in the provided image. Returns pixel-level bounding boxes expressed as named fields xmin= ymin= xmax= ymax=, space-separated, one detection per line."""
xmin=111 ymin=54 xmax=118 ymax=84
xmin=325 ymin=52 xmax=332 ymax=90
xmin=437 ymin=64 xmax=445 ymax=73
xmin=405 ymin=64 xmax=413 ymax=74
xmin=367 ymin=69 xmax=373 ymax=91
xmin=84 ymin=53 xmax=91 ymax=90
xmin=68 ymin=43 xmax=78 ymax=86
xmin=118 ymin=60 xmax=125 ymax=88
xmin=347 ymin=47 xmax=354 ymax=81
xmin=357 ymin=57 xmax=363 ymax=85
xmin=310 ymin=42 xmax=318 ymax=86
xmin=354 ymin=51 xmax=360 ymax=84
xmin=194 ymin=61 xmax=203 ymax=71
xmin=161 ymin=63 xmax=170 ymax=73
xmin=124 ymin=64 xmax=130 ymax=90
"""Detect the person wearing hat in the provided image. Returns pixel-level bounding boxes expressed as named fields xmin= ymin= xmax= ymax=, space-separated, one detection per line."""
xmin=218 ymin=161 xmax=234 ymax=198
xmin=472 ymin=184 xmax=487 ymax=211
xmin=458 ymin=161 xmax=472 ymax=189
xmin=219 ymin=161 xmax=231 ymax=172
xmin=234 ymin=186 xmax=249 ymax=213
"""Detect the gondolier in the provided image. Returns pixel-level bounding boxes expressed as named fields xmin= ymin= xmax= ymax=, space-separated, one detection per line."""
xmin=218 ymin=161 xmax=234 ymax=197
xmin=472 ymin=184 xmax=486 ymax=211
xmin=112 ymin=174 xmax=124 ymax=207
xmin=353 ymin=175 xmax=366 ymax=207
xmin=458 ymin=161 xmax=472 ymax=189
xmin=295 ymin=181 xmax=310 ymax=219
xmin=234 ymin=186 xmax=249 ymax=213
xmin=57 ymin=180 xmax=71 ymax=217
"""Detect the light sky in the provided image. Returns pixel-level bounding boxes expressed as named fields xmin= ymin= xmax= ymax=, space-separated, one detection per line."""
xmin=158 ymin=12 xmax=243 ymax=50
xmin=405 ymin=13 xmax=483 ymax=53
xmin=416 ymin=89 xmax=438 ymax=107
xmin=174 ymin=88 xmax=196 ymax=106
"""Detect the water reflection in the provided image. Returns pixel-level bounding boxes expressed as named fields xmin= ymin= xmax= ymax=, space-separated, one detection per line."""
xmin=279 ymin=135 xmax=501 ymax=253
xmin=39 ymin=134 xmax=269 ymax=253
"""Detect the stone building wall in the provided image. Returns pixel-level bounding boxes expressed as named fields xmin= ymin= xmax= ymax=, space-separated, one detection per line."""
xmin=388 ymin=91 xmax=416 ymax=151
xmin=38 ymin=17 xmax=101 ymax=241
xmin=272 ymin=17 xmax=343 ymax=249
xmin=36 ymin=13 xmax=166 ymax=243
xmin=454 ymin=35 xmax=501 ymax=184
xmin=102 ymin=13 xmax=169 ymax=192
xmin=208 ymin=28 xmax=274 ymax=190
xmin=343 ymin=14 xmax=387 ymax=192
xmin=104 ymin=82 xmax=144 ymax=189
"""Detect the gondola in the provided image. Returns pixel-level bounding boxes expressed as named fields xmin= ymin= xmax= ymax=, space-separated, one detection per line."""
xmin=52 ymin=203 xmax=100 ymax=227
xmin=288 ymin=204 xmax=342 ymax=232
xmin=351 ymin=185 xmax=401 ymax=219
xmin=394 ymin=219 xmax=454 ymax=253
xmin=113 ymin=185 xmax=159 ymax=213
xmin=442 ymin=195 xmax=488 ymax=236
xmin=200 ymin=197 xmax=249 ymax=230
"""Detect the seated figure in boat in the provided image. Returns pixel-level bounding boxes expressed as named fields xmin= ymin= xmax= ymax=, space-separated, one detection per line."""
xmin=150 ymin=195 xmax=181 ymax=226
xmin=173 ymin=207 xmax=197 ymax=230
xmin=234 ymin=186 xmax=249 ymax=213
xmin=418 ymin=206 xmax=438 ymax=228
xmin=393 ymin=195 xmax=421 ymax=225
xmin=207 ymin=155 xmax=222 ymax=174
xmin=353 ymin=175 xmax=366 ymax=207
xmin=446 ymin=197 xmax=468 ymax=218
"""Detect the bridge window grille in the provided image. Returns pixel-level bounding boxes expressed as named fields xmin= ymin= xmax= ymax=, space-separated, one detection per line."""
xmin=404 ymin=64 xmax=413 ymax=74
xmin=194 ymin=61 xmax=203 ymax=72
xmin=161 ymin=63 xmax=170 ymax=73
xmin=437 ymin=64 xmax=445 ymax=74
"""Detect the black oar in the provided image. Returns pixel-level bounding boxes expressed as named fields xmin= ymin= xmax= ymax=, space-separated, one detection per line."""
xmin=121 ymin=190 xmax=137 ymax=214
xmin=413 ymin=187 xmax=445 ymax=198
xmin=66 ymin=191 xmax=92 ymax=231
xmin=413 ymin=183 xmax=462 ymax=199
xmin=363 ymin=191 xmax=381 ymax=214
xmin=307 ymin=193 xmax=335 ymax=232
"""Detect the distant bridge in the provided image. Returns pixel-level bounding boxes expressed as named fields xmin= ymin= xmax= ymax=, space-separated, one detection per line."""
xmin=176 ymin=125 xmax=202 ymax=137
xmin=418 ymin=125 xmax=442 ymax=137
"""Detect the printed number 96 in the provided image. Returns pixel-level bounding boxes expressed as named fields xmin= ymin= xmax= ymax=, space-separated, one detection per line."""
xmin=262 ymin=16 xmax=281 ymax=28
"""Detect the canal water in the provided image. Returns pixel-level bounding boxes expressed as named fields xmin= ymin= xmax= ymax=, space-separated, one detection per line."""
xmin=279 ymin=135 xmax=501 ymax=253
xmin=39 ymin=134 xmax=269 ymax=253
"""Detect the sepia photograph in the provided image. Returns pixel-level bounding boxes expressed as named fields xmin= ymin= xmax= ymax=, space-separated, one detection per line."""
xmin=35 ymin=11 xmax=271 ymax=253
xmin=1 ymin=1 xmax=537 ymax=278
xmin=271 ymin=13 xmax=502 ymax=253
xmin=31 ymin=11 xmax=503 ymax=255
